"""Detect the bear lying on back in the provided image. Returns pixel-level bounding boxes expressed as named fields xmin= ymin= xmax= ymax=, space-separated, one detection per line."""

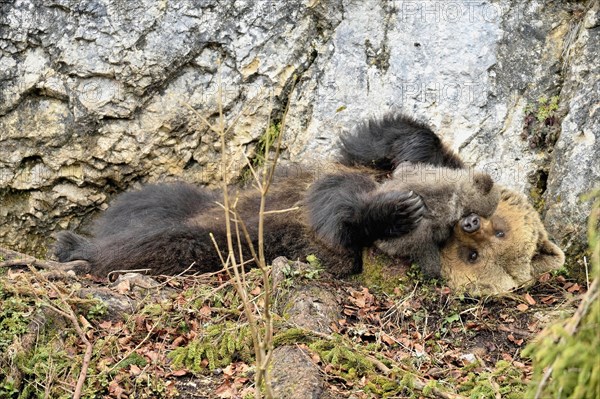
xmin=53 ymin=115 xmax=498 ymax=278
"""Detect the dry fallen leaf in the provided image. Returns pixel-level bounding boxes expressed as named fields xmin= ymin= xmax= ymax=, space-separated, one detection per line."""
xmin=223 ymin=364 xmax=235 ymax=377
xmin=567 ymin=283 xmax=581 ymax=293
xmin=199 ymin=304 xmax=212 ymax=318
xmin=108 ymin=380 xmax=126 ymax=399
xmin=215 ymin=381 xmax=235 ymax=398
xmin=311 ymin=352 xmax=321 ymax=363
xmin=541 ymin=295 xmax=558 ymax=304
xmin=507 ymin=334 xmax=524 ymax=346
xmin=172 ymin=335 xmax=186 ymax=347
xmin=516 ymin=304 xmax=529 ymax=312
xmin=538 ymin=272 xmax=551 ymax=282
xmin=380 ymin=332 xmax=395 ymax=346
xmin=130 ymin=364 xmax=142 ymax=376
xmin=113 ymin=279 xmax=131 ymax=294
xmin=99 ymin=320 xmax=112 ymax=329
xmin=523 ymin=293 xmax=536 ymax=305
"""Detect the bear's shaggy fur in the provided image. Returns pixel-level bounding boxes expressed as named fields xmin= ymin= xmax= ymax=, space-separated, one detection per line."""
xmin=331 ymin=113 xmax=564 ymax=291
xmin=372 ymin=163 xmax=499 ymax=276
xmin=332 ymin=115 xmax=565 ymax=295
xmin=308 ymin=163 xmax=500 ymax=276
xmin=339 ymin=114 xmax=465 ymax=170
xmin=54 ymin=171 xmax=359 ymax=276
xmin=440 ymin=188 xmax=565 ymax=295
xmin=54 ymin=113 xmax=563 ymax=294
xmin=54 ymin=114 xmax=497 ymax=278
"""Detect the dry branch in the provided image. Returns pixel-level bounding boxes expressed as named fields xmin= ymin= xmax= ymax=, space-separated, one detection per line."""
xmin=28 ymin=266 xmax=94 ymax=399
xmin=0 ymin=246 xmax=90 ymax=274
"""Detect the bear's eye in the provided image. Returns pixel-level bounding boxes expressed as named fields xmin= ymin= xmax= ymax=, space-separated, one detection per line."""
xmin=495 ymin=230 xmax=505 ymax=238
xmin=468 ymin=250 xmax=478 ymax=263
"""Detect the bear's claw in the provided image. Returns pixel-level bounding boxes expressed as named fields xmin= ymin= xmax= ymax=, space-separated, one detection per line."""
xmin=363 ymin=190 xmax=425 ymax=240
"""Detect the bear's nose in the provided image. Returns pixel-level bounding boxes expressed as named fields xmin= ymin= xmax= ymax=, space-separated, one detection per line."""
xmin=461 ymin=214 xmax=481 ymax=233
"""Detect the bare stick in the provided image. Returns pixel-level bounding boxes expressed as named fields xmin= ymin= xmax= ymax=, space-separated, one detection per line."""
xmin=264 ymin=77 xmax=295 ymax=192
xmin=182 ymin=103 xmax=220 ymax=136
xmin=584 ymin=255 xmax=589 ymax=291
xmin=209 ymin=63 xmax=267 ymax=398
xmin=0 ymin=246 xmax=90 ymax=273
xmin=150 ymin=262 xmax=197 ymax=289
xmin=29 ymin=266 xmax=94 ymax=399
xmin=262 ymin=206 xmax=300 ymax=215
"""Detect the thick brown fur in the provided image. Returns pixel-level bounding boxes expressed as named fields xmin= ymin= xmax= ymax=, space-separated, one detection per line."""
xmin=54 ymin=171 xmax=359 ymax=277
xmin=373 ymin=163 xmax=500 ymax=276
xmin=339 ymin=114 xmax=465 ymax=170
xmin=53 ymin=114 xmax=469 ymax=278
xmin=53 ymin=113 xmax=562 ymax=292
xmin=440 ymin=188 xmax=565 ymax=295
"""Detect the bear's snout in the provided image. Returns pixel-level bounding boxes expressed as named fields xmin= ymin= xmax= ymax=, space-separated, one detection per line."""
xmin=461 ymin=214 xmax=481 ymax=233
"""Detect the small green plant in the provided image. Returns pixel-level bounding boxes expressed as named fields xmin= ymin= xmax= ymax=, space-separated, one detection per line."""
xmin=280 ymin=256 xmax=323 ymax=283
xmin=168 ymin=321 xmax=253 ymax=372
xmin=85 ymin=297 xmax=108 ymax=320
xmin=356 ymin=253 xmax=412 ymax=295
xmin=305 ymin=254 xmax=321 ymax=270
xmin=0 ymin=377 xmax=19 ymax=399
xmin=458 ymin=360 xmax=528 ymax=398
xmin=310 ymin=337 xmax=376 ymax=379
xmin=528 ymin=95 xmax=560 ymax=123
xmin=522 ymin=95 xmax=561 ymax=149
xmin=0 ymin=287 xmax=31 ymax=352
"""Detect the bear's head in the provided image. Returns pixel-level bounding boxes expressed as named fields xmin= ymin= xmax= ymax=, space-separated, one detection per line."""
xmin=440 ymin=188 xmax=565 ymax=296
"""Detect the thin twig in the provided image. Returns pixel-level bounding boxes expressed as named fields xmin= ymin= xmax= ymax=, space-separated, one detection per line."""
xmin=29 ymin=266 xmax=93 ymax=399
xmin=150 ymin=262 xmax=197 ymax=289
xmin=0 ymin=246 xmax=90 ymax=272
xmin=242 ymin=153 xmax=263 ymax=192
xmin=106 ymin=268 xmax=152 ymax=281
xmin=584 ymin=255 xmax=589 ymax=291
xmin=262 ymin=206 xmax=300 ymax=215
xmin=182 ymin=103 xmax=220 ymax=136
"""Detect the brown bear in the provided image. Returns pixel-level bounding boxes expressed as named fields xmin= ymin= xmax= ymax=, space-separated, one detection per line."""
xmin=440 ymin=188 xmax=565 ymax=295
xmin=53 ymin=115 xmax=498 ymax=279
xmin=52 ymin=114 xmax=563 ymax=295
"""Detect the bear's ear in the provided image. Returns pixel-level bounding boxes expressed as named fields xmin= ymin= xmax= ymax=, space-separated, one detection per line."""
xmin=473 ymin=173 xmax=494 ymax=195
xmin=531 ymin=237 xmax=565 ymax=274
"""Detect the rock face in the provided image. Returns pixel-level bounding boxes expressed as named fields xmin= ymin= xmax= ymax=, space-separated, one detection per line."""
xmin=0 ymin=0 xmax=598 ymax=259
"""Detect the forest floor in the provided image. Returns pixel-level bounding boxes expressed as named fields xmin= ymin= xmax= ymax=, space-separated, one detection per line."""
xmin=0 ymin=251 xmax=586 ymax=399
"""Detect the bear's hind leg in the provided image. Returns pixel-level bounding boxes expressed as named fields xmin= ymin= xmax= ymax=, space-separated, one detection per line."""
xmin=339 ymin=114 xmax=464 ymax=170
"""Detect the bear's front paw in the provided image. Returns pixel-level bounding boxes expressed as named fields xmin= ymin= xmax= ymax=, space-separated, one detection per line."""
xmin=387 ymin=191 xmax=425 ymax=236
xmin=364 ymin=190 xmax=425 ymax=240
